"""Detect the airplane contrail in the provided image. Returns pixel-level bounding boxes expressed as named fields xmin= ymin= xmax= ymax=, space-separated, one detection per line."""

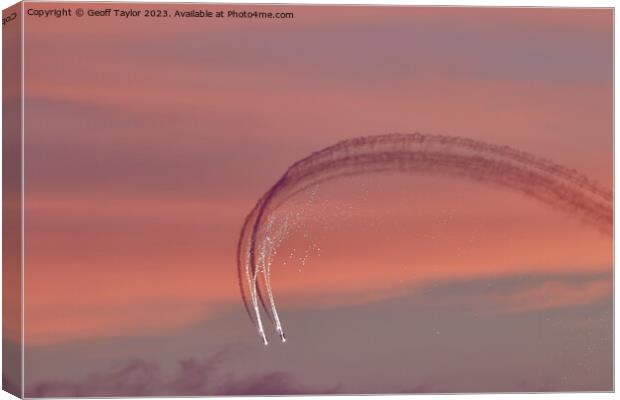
xmin=236 ymin=133 xmax=613 ymax=345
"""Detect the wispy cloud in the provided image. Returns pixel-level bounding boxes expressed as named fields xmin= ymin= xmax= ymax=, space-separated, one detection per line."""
xmin=27 ymin=350 xmax=340 ymax=397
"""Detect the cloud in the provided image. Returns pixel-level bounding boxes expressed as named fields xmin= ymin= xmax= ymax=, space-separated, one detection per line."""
xmin=216 ymin=371 xmax=340 ymax=395
xmin=26 ymin=350 xmax=340 ymax=397
xmin=500 ymin=277 xmax=612 ymax=314
xmin=24 ymin=270 xmax=612 ymax=396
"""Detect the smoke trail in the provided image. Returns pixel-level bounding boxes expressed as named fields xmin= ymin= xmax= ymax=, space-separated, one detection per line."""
xmin=236 ymin=133 xmax=612 ymax=345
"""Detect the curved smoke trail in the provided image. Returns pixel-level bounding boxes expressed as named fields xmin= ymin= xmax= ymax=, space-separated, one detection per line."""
xmin=236 ymin=133 xmax=613 ymax=345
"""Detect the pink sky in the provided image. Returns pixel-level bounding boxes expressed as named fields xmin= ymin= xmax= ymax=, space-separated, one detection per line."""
xmin=15 ymin=4 xmax=613 ymax=395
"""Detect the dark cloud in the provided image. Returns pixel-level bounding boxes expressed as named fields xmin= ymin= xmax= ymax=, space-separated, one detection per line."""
xmin=26 ymin=351 xmax=340 ymax=397
xmin=217 ymin=371 xmax=340 ymax=396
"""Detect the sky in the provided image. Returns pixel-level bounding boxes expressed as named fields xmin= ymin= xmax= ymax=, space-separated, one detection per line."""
xmin=15 ymin=4 xmax=613 ymax=396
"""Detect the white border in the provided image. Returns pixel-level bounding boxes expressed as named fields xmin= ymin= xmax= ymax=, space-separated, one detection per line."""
xmin=0 ymin=1 xmax=616 ymax=400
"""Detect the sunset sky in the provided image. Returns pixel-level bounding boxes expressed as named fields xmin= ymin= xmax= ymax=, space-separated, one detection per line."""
xmin=16 ymin=4 xmax=612 ymax=395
